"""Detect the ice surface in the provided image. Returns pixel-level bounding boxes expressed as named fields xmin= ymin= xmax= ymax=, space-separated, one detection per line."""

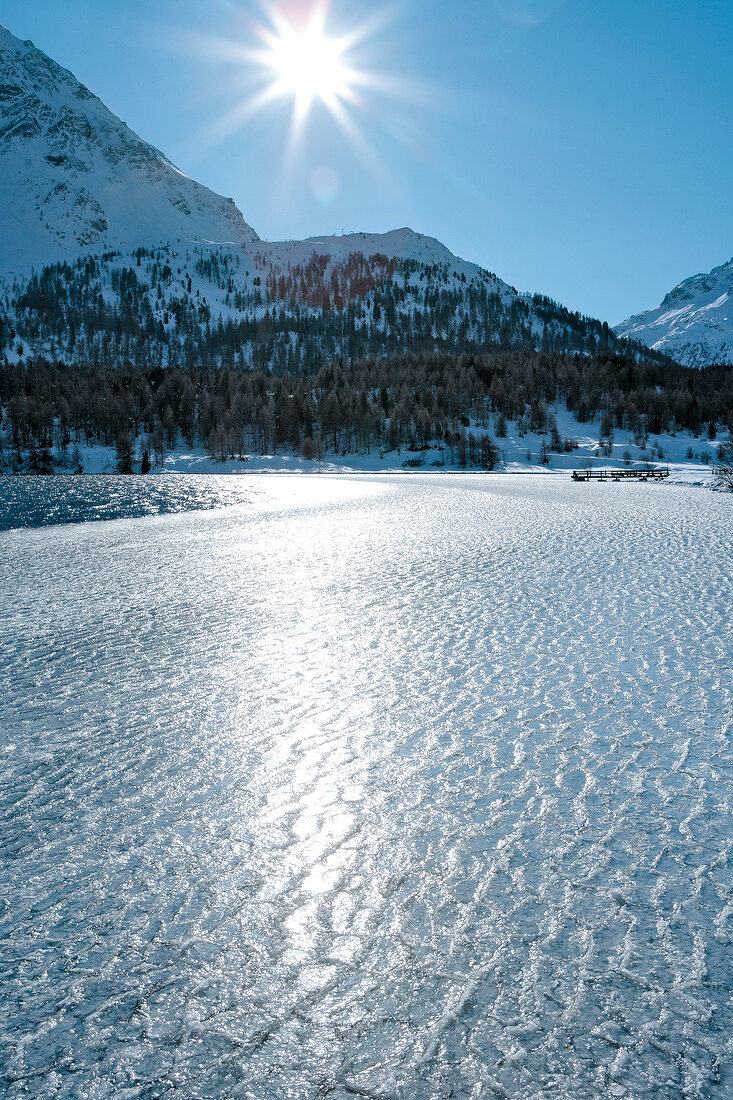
xmin=1 ymin=475 xmax=732 ymax=1098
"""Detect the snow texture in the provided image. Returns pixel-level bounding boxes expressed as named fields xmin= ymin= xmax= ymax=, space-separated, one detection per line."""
xmin=1 ymin=475 xmax=732 ymax=1098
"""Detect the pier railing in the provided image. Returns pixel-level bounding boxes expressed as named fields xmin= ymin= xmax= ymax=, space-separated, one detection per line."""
xmin=571 ymin=467 xmax=670 ymax=482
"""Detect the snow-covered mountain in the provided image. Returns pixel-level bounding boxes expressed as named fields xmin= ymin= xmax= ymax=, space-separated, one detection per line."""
xmin=0 ymin=21 xmax=665 ymax=371
xmin=0 ymin=23 xmax=504 ymax=287
xmin=0 ymin=24 xmax=258 ymax=274
xmin=615 ymin=257 xmax=733 ymax=366
xmin=260 ymin=228 xmax=481 ymax=277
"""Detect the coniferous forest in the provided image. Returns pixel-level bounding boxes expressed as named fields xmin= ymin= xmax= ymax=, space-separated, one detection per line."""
xmin=0 ymin=249 xmax=656 ymax=371
xmin=1 ymin=349 xmax=732 ymax=473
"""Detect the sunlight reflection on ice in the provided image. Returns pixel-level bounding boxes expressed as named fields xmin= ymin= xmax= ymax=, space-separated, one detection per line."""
xmin=1 ymin=475 xmax=732 ymax=1099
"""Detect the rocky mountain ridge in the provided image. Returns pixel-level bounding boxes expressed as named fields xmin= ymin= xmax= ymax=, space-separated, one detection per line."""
xmin=0 ymin=24 xmax=258 ymax=275
xmin=615 ymin=256 xmax=733 ymax=367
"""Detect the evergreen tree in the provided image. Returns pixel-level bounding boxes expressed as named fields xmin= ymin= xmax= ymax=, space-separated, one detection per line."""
xmin=115 ymin=432 xmax=134 ymax=474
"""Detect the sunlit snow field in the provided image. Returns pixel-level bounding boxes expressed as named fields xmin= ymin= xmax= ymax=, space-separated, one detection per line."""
xmin=1 ymin=474 xmax=732 ymax=1099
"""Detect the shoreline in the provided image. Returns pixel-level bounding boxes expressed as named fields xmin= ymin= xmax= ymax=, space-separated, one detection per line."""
xmin=0 ymin=463 xmax=716 ymax=487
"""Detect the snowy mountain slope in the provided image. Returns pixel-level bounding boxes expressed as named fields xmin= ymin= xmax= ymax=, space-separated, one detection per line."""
xmin=615 ymin=256 xmax=733 ymax=366
xmin=2 ymin=235 xmax=638 ymax=370
xmin=259 ymin=228 xmax=492 ymax=281
xmin=0 ymin=22 xmax=493 ymax=287
xmin=0 ymin=22 xmax=667 ymax=370
xmin=0 ymin=24 xmax=258 ymax=275
xmin=249 ymin=227 xmax=518 ymax=310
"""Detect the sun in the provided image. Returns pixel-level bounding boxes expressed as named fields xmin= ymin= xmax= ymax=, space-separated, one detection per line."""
xmin=250 ymin=4 xmax=360 ymax=130
xmin=178 ymin=2 xmax=405 ymax=169
xmin=262 ymin=9 xmax=352 ymax=113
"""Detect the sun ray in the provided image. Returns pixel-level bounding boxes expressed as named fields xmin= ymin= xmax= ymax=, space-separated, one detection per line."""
xmin=167 ymin=1 xmax=438 ymax=182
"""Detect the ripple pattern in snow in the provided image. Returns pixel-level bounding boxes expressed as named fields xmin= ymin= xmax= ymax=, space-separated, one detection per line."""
xmin=1 ymin=475 xmax=732 ymax=1099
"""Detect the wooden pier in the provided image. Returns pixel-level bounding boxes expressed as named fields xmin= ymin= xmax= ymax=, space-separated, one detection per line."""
xmin=571 ymin=468 xmax=670 ymax=482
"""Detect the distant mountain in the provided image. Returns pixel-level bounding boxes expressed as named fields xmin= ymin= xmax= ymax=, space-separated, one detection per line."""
xmin=616 ymin=257 xmax=733 ymax=367
xmin=0 ymin=21 xmax=665 ymax=371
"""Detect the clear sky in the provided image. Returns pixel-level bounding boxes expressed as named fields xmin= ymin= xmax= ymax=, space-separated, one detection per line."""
xmin=2 ymin=0 xmax=731 ymax=323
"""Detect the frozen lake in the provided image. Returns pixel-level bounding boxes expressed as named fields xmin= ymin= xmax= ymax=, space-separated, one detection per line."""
xmin=1 ymin=474 xmax=732 ymax=1099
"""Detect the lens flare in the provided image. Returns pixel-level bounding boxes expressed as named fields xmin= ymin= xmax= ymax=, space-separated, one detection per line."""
xmin=246 ymin=2 xmax=367 ymax=139
xmin=170 ymin=2 xmax=432 ymax=178
xmin=261 ymin=7 xmax=353 ymax=113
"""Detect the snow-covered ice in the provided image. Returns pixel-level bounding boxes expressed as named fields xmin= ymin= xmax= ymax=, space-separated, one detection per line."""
xmin=1 ymin=475 xmax=732 ymax=1098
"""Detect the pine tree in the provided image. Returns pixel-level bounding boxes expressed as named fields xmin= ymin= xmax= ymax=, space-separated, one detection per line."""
xmin=115 ymin=432 xmax=134 ymax=474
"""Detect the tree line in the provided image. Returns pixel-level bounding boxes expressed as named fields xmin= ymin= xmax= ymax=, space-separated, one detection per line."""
xmin=1 ymin=349 xmax=731 ymax=473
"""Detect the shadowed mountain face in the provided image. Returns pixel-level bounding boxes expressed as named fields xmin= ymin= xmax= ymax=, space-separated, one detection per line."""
xmin=616 ymin=257 xmax=733 ymax=367
xmin=0 ymin=24 xmax=258 ymax=274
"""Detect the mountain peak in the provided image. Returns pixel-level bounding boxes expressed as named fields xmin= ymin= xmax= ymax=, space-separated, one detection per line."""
xmin=0 ymin=21 xmax=664 ymax=372
xmin=0 ymin=22 xmax=258 ymax=274
xmin=615 ymin=255 xmax=733 ymax=366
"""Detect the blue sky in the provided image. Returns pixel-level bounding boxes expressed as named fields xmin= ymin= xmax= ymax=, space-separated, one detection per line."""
xmin=2 ymin=0 xmax=731 ymax=322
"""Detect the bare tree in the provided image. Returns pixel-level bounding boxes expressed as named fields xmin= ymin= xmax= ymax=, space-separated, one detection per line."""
xmin=300 ymin=436 xmax=317 ymax=462
xmin=714 ymin=437 xmax=733 ymax=491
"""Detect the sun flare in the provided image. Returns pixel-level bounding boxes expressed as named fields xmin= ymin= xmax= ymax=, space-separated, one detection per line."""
xmin=262 ymin=10 xmax=353 ymax=113
xmin=180 ymin=3 xmax=406 ymax=171
xmin=244 ymin=3 xmax=366 ymax=137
